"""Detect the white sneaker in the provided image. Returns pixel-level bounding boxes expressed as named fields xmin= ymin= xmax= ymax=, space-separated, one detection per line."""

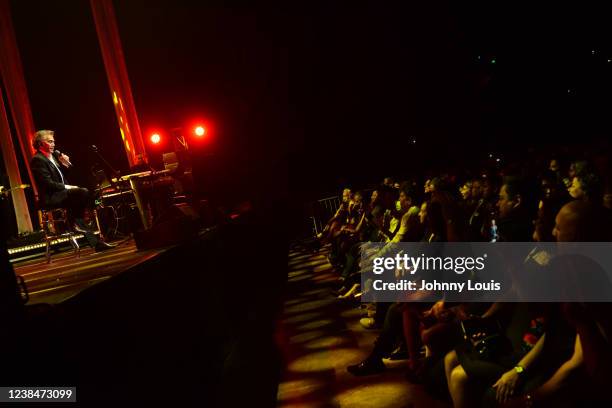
xmin=359 ymin=317 xmax=378 ymax=329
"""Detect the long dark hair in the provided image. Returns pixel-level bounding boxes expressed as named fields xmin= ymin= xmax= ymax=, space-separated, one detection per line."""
xmin=425 ymin=200 xmax=446 ymax=241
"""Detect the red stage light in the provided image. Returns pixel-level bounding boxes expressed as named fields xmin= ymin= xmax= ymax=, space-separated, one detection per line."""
xmin=194 ymin=126 xmax=206 ymax=137
xmin=150 ymin=133 xmax=161 ymax=144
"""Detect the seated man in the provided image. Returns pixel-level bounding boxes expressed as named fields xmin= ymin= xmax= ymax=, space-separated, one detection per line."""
xmin=30 ymin=129 xmax=114 ymax=251
xmin=513 ymin=200 xmax=612 ymax=406
xmin=495 ymin=176 xmax=538 ymax=242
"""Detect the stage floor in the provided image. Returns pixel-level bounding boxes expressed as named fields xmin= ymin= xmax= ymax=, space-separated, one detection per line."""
xmin=13 ymin=238 xmax=164 ymax=305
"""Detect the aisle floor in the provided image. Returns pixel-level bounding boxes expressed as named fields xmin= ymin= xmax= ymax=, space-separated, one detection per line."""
xmin=276 ymin=245 xmax=449 ymax=408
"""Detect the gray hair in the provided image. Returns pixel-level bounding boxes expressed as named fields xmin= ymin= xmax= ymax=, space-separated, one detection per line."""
xmin=33 ymin=129 xmax=54 ymax=149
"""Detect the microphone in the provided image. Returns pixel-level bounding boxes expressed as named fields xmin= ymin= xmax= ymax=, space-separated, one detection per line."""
xmin=53 ymin=149 xmax=73 ymax=168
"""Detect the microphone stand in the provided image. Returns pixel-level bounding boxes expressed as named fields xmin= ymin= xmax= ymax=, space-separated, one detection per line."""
xmin=90 ymin=145 xmax=121 ymax=181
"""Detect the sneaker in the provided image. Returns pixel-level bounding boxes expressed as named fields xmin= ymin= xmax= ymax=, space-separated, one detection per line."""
xmin=359 ymin=317 xmax=378 ymax=329
xmin=386 ymin=348 xmax=409 ymax=361
xmin=347 ymin=358 xmax=385 ymax=376
xmin=338 ymin=284 xmax=360 ymax=299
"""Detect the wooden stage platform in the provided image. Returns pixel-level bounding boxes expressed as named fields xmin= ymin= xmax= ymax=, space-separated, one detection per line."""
xmin=12 ymin=238 xmax=165 ymax=305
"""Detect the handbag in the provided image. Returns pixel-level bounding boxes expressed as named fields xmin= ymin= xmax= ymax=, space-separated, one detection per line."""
xmin=461 ymin=318 xmax=512 ymax=360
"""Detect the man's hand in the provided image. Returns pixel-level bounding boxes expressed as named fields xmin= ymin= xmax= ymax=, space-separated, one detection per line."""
xmin=421 ymin=301 xmax=452 ymax=322
xmin=58 ymin=153 xmax=71 ymax=168
xmin=492 ymin=369 xmax=521 ymax=404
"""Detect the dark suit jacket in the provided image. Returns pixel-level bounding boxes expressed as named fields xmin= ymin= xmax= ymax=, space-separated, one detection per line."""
xmin=31 ymin=151 xmax=68 ymax=208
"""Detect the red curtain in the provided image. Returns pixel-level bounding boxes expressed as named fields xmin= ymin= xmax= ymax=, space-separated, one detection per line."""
xmin=90 ymin=0 xmax=147 ymax=167
xmin=0 ymin=0 xmax=35 ymax=232
xmin=0 ymin=0 xmax=38 ymax=195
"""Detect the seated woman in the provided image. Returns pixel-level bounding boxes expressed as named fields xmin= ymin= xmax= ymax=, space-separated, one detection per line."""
xmin=403 ymin=201 xmax=489 ymax=382
xmin=338 ymin=191 xmax=367 ymax=237
xmin=494 ymin=304 xmax=601 ymax=407
xmin=401 ymin=200 xmax=448 ymax=374
xmin=444 ymin=303 xmax=556 ymax=408
xmin=378 ymin=187 xmax=402 ymax=242
xmin=333 ymin=191 xmax=367 ymax=287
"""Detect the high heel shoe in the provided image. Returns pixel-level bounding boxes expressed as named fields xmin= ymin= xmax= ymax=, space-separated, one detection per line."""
xmin=338 ymin=283 xmax=360 ymax=299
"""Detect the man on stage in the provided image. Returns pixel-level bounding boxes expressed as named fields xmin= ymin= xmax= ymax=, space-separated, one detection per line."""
xmin=30 ymin=129 xmax=114 ymax=251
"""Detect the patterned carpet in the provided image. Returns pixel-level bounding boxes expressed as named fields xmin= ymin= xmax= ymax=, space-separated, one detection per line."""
xmin=276 ymin=244 xmax=449 ymax=408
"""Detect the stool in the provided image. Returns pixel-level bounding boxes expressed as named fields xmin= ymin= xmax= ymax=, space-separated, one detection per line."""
xmin=38 ymin=208 xmax=80 ymax=263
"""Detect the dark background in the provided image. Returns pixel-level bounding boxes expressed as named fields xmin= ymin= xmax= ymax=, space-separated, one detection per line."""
xmin=2 ymin=1 xmax=612 ymax=405
xmin=5 ymin=0 xmax=612 ymax=203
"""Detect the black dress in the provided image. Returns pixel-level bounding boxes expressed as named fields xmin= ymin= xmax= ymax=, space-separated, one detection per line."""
xmin=456 ymin=303 xmax=543 ymax=384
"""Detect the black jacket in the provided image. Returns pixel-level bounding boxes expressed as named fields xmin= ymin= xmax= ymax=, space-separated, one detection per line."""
xmin=30 ymin=151 xmax=68 ymax=208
